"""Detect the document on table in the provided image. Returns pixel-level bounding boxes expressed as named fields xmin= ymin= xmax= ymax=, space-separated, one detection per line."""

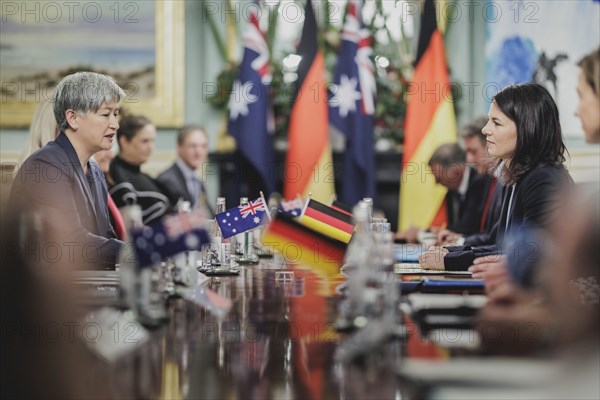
xmin=394 ymin=263 xmax=472 ymax=276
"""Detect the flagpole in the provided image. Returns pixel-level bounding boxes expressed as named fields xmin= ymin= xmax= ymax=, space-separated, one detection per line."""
xmin=299 ymin=193 xmax=312 ymax=220
xmin=259 ymin=191 xmax=272 ymax=221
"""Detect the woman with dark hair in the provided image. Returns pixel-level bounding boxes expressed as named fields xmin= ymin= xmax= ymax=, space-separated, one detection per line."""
xmin=420 ymin=83 xmax=572 ymax=271
xmin=575 ymin=48 xmax=600 ymax=143
xmin=109 ymin=115 xmax=177 ymax=224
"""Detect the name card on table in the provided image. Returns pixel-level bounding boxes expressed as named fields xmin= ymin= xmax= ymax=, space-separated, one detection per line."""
xmin=81 ymin=307 xmax=149 ymax=363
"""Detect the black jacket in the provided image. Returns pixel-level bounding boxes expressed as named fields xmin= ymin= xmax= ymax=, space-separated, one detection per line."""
xmin=445 ymin=165 xmax=572 ymax=271
xmin=446 ymin=167 xmax=487 ymax=235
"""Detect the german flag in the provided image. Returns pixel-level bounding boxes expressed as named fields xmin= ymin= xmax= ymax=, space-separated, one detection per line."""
xmin=331 ymin=199 xmax=353 ymax=216
xmin=262 ymin=213 xmax=346 ymax=275
xmin=299 ymin=199 xmax=354 ymax=244
xmin=398 ymin=0 xmax=457 ymax=230
xmin=284 ymin=0 xmax=335 ymax=203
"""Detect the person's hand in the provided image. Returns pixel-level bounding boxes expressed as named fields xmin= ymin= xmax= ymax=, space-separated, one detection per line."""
xmin=428 ymin=226 xmax=442 ymax=234
xmin=436 ymin=229 xmax=463 ymax=246
xmin=395 ymin=227 xmax=419 ymax=243
xmin=418 ymin=247 xmax=449 ymax=270
xmin=468 ymin=255 xmax=510 ymax=293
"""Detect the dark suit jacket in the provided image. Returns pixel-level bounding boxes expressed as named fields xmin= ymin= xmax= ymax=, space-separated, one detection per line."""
xmin=463 ymin=179 xmax=505 ymax=247
xmin=8 ymin=133 xmax=121 ymax=269
xmin=157 ymin=163 xmax=194 ymax=204
xmin=446 ymin=167 xmax=486 ymax=235
xmin=445 ymin=165 xmax=572 ymax=271
xmin=157 ymin=162 xmax=213 ymax=215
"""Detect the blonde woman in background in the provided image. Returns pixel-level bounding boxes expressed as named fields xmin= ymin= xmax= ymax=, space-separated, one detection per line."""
xmin=19 ymin=96 xmax=59 ymax=163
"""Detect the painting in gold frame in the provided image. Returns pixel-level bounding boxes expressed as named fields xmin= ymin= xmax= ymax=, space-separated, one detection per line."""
xmin=0 ymin=1 xmax=184 ymax=128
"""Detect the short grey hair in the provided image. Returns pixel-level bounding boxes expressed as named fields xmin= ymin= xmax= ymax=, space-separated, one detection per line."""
xmin=53 ymin=72 xmax=125 ymax=133
xmin=428 ymin=143 xmax=466 ymax=167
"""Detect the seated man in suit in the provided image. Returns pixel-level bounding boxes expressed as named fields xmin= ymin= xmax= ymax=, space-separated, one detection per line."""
xmin=157 ymin=125 xmax=212 ymax=215
xmin=8 ymin=72 xmax=124 ymax=269
xmin=428 ymin=143 xmax=486 ymax=235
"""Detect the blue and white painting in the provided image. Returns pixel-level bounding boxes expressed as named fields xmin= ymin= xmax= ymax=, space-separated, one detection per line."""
xmin=486 ymin=0 xmax=600 ymax=137
xmin=0 ymin=1 xmax=156 ymax=100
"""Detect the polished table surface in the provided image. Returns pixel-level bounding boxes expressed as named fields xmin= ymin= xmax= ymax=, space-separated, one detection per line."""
xmin=85 ymin=261 xmax=412 ymax=399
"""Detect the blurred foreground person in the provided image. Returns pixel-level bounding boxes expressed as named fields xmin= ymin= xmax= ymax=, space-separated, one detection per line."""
xmin=8 ymin=72 xmax=124 ymax=269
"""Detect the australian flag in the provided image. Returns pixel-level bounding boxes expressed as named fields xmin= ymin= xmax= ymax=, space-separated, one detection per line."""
xmin=131 ymin=209 xmax=210 ymax=268
xmin=328 ymin=0 xmax=376 ymax=205
xmin=216 ymin=196 xmax=270 ymax=238
xmin=228 ymin=1 xmax=275 ymax=195
xmin=278 ymin=197 xmax=305 ymax=218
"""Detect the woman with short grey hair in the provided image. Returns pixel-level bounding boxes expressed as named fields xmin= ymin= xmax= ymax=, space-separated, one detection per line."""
xmin=8 ymin=71 xmax=125 ymax=269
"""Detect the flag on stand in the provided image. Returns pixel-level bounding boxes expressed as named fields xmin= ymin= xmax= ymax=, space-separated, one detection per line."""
xmin=329 ymin=0 xmax=376 ymax=206
xmin=278 ymin=196 xmax=305 ymax=218
xmin=216 ymin=196 xmax=270 ymax=238
xmin=262 ymin=213 xmax=347 ymax=275
xmin=284 ymin=0 xmax=335 ymax=203
xmin=398 ymin=0 xmax=457 ymax=230
xmin=228 ymin=1 xmax=275 ymax=194
xmin=299 ymin=199 xmax=354 ymax=244
xmin=131 ymin=209 xmax=210 ymax=268
xmin=331 ymin=199 xmax=353 ymax=216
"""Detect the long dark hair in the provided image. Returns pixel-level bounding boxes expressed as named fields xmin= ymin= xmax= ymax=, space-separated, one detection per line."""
xmin=492 ymin=83 xmax=567 ymax=185
xmin=116 ymin=114 xmax=152 ymax=146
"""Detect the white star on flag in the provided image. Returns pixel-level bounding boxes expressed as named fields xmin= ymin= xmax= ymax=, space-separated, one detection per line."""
xmin=253 ymin=216 xmax=260 ymax=224
xmin=229 ymin=80 xmax=258 ymax=120
xmin=329 ymin=74 xmax=361 ymax=117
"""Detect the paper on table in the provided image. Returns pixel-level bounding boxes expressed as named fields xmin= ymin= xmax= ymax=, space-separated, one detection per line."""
xmin=407 ymin=293 xmax=488 ymax=310
xmin=397 ymin=357 xmax=562 ymax=387
xmin=394 ymin=263 xmax=472 ymax=276
xmin=81 ymin=307 xmax=149 ymax=363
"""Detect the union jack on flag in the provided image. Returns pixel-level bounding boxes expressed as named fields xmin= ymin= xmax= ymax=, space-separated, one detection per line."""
xmin=216 ymin=196 xmax=270 ymax=238
xmin=239 ymin=197 xmax=268 ymax=218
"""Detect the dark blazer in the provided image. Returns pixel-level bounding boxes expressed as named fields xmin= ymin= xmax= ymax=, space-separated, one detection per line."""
xmin=156 ymin=162 xmax=213 ymax=215
xmin=109 ymin=156 xmax=175 ymax=225
xmin=156 ymin=163 xmax=194 ymax=204
xmin=446 ymin=167 xmax=487 ymax=235
xmin=8 ymin=133 xmax=121 ymax=269
xmin=445 ymin=165 xmax=572 ymax=271
xmin=463 ymin=180 xmax=505 ymax=247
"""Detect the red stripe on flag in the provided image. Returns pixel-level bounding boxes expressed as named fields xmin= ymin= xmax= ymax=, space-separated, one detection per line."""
xmin=304 ymin=207 xmax=353 ymax=234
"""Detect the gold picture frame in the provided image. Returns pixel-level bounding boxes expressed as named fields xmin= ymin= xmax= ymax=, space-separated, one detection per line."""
xmin=0 ymin=1 xmax=184 ymax=128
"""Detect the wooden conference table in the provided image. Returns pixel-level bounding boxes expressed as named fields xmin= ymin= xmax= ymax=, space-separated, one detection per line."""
xmin=77 ymin=260 xmax=479 ymax=400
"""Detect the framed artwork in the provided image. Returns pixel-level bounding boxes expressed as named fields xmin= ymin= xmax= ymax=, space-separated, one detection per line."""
xmin=485 ymin=0 xmax=599 ymax=138
xmin=0 ymin=0 xmax=184 ymax=128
